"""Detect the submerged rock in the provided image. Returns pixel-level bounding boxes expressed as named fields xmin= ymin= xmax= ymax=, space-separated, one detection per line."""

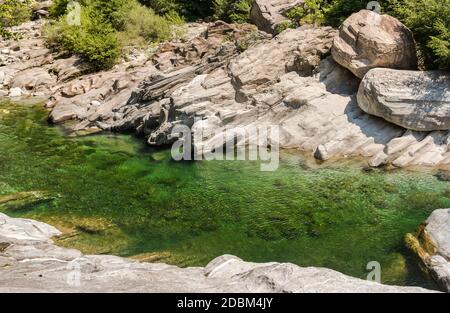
xmin=0 ymin=191 xmax=58 ymax=211
xmin=332 ymin=10 xmax=417 ymax=78
xmin=407 ymin=209 xmax=450 ymax=292
xmin=0 ymin=213 xmax=436 ymax=293
xmin=357 ymin=69 xmax=450 ymax=131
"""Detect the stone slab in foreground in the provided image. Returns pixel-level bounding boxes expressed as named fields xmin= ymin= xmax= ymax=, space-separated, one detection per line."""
xmin=0 ymin=213 xmax=435 ymax=293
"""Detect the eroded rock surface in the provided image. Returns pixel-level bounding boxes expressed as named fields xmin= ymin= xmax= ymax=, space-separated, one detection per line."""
xmin=3 ymin=19 xmax=450 ymax=169
xmin=0 ymin=213 xmax=435 ymax=293
xmin=250 ymin=0 xmax=304 ymax=35
xmin=358 ymin=69 xmax=450 ymax=131
xmin=332 ymin=10 xmax=417 ymax=78
xmin=407 ymin=209 xmax=450 ymax=292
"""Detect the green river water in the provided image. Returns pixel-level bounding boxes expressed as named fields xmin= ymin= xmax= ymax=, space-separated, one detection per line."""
xmin=0 ymin=101 xmax=447 ymax=289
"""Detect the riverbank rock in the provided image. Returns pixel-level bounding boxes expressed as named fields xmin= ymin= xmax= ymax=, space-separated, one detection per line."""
xmin=331 ymin=10 xmax=417 ymax=79
xmin=250 ymin=0 xmax=304 ymax=35
xmin=357 ymin=69 xmax=450 ymax=131
xmin=47 ymin=22 xmax=262 ymax=131
xmin=77 ymin=24 xmax=450 ymax=169
xmin=0 ymin=213 xmax=435 ymax=292
xmin=407 ymin=209 xmax=450 ymax=292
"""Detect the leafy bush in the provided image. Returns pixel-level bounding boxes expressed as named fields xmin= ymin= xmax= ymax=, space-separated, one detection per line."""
xmin=45 ymin=5 xmax=120 ymax=70
xmin=46 ymin=0 xmax=174 ymax=70
xmin=213 ymin=0 xmax=252 ymax=23
xmin=0 ymin=0 xmax=32 ymax=38
xmin=285 ymin=0 xmax=326 ymax=27
xmin=140 ymin=0 xmax=214 ymax=20
xmin=116 ymin=2 xmax=173 ymax=47
xmin=141 ymin=0 xmax=251 ymax=23
xmin=49 ymin=0 xmax=70 ymax=18
xmin=139 ymin=0 xmax=183 ymax=16
xmin=392 ymin=0 xmax=450 ymax=70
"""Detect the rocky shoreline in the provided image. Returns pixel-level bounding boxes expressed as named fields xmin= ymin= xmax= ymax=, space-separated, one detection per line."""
xmin=0 ymin=9 xmax=449 ymax=169
xmin=0 ymin=212 xmax=437 ymax=293
xmin=1 ymin=2 xmax=450 ymax=293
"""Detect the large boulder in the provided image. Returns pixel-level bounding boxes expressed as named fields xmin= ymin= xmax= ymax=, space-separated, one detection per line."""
xmin=357 ymin=69 xmax=450 ymax=131
xmin=407 ymin=209 xmax=450 ymax=292
xmin=250 ymin=0 xmax=304 ymax=35
xmin=332 ymin=10 xmax=417 ymax=79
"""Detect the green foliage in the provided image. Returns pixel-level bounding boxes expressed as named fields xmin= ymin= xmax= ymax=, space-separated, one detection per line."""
xmin=139 ymin=0 xmax=183 ymax=16
xmin=392 ymin=0 xmax=450 ymax=70
xmin=141 ymin=0 xmax=251 ymax=23
xmin=214 ymin=0 xmax=252 ymax=23
xmin=46 ymin=0 xmax=174 ymax=70
xmin=140 ymin=0 xmax=214 ymax=21
xmin=116 ymin=2 xmax=172 ymax=47
xmin=45 ymin=5 xmax=120 ymax=70
xmin=0 ymin=0 xmax=32 ymax=38
xmin=49 ymin=0 xmax=71 ymax=18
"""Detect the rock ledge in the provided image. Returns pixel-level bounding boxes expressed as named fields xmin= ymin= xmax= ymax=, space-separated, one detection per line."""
xmin=0 ymin=213 xmax=435 ymax=293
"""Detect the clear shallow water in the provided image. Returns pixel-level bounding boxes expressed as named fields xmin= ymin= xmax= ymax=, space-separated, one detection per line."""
xmin=0 ymin=102 xmax=447 ymax=289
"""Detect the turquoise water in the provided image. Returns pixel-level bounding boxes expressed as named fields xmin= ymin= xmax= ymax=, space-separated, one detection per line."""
xmin=0 ymin=101 xmax=446 ymax=289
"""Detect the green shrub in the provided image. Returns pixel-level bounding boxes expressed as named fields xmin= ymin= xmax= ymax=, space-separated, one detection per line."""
xmin=46 ymin=0 xmax=175 ymax=70
xmin=285 ymin=0 xmax=326 ymax=26
xmin=0 ymin=0 xmax=32 ymax=38
xmin=214 ymin=0 xmax=252 ymax=23
xmin=49 ymin=0 xmax=71 ymax=18
xmin=116 ymin=2 xmax=172 ymax=47
xmin=139 ymin=0 xmax=183 ymax=16
xmin=392 ymin=0 xmax=450 ymax=70
xmin=140 ymin=0 xmax=251 ymax=23
xmin=45 ymin=5 xmax=120 ymax=70
xmin=140 ymin=0 xmax=213 ymax=20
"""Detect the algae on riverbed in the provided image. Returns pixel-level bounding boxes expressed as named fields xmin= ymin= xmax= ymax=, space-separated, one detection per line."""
xmin=0 ymin=101 xmax=447 ymax=289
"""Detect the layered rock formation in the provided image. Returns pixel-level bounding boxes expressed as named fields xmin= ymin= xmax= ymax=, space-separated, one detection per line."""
xmin=407 ymin=209 xmax=450 ymax=292
xmin=2 ymin=17 xmax=450 ymax=169
xmin=358 ymin=69 xmax=450 ymax=131
xmin=332 ymin=10 xmax=417 ymax=78
xmin=0 ymin=213 xmax=435 ymax=293
xmin=250 ymin=0 xmax=304 ymax=35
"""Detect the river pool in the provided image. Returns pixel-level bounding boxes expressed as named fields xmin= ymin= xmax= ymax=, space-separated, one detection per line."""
xmin=0 ymin=101 xmax=446 ymax=289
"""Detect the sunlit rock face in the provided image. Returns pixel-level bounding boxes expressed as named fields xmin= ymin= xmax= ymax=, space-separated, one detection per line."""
xmin=408 ymin=209 xmax=450 ymax=292
xmin=332 ymin=10 xmax=417 ymax=79
xmin=358 ymin=69 xmax=450 ymax=131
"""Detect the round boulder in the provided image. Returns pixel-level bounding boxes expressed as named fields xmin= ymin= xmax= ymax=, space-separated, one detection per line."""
xmin=332 ymin=10 xmax=417 ymax=79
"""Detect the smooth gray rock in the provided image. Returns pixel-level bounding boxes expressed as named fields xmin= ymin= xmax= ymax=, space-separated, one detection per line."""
xmin=0 ymin=213 xmax=435 ymax=293
xmin=357 ymin=69 xmax=450 ymax=131
xmin=0 ymin=213 xmax=60 ymax=245
xmin=409 ymin=209 xmax=450 ymax=292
